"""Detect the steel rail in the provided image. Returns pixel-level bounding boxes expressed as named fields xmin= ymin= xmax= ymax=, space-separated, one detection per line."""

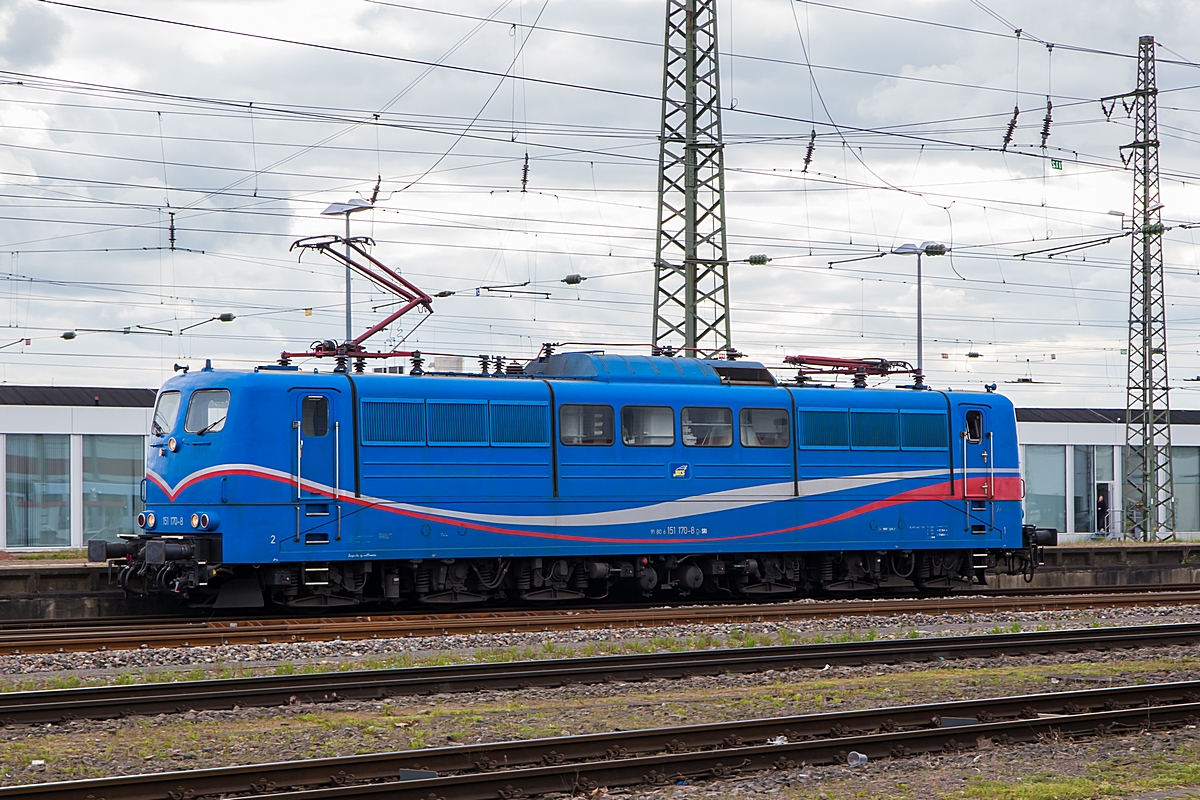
xmin=7 ymin=681 xmax=1200 ymax=800
xmin=245 ymin=700 xmax=1200 ymax=800
xmin=6 ymin=582 xmax=1200 ymax=633
xmin=4 ymin=622 xmax=1200 ymax=727
xmin=4 ymin=589 xmax=1200 ymax=655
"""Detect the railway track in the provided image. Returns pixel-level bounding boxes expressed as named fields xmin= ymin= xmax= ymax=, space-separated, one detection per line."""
xmin=3 ymin=587 xmax=1200 ymax=655
xmin=8 ymin=679 xmax=1200 ymax=800
xmin=3 ymin=622 xmax=1200 ymax=726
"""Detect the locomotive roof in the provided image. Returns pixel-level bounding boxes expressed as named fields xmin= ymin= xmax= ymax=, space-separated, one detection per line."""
xmin=522 ymin=352 xmax=776 ymax=385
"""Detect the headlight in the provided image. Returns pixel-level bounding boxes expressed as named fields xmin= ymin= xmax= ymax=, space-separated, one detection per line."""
xmin=145 ymin=512 xmax=156 ymax=529
xmin=199 ymin=513 xmax=213 ymax=530
xmin=136 ymin=512 xmax=147 ymax=528
xmin=190 ymin=513 xmax=200 ymax=529
xmin=168 ymin=437 xmax=178 ymax=453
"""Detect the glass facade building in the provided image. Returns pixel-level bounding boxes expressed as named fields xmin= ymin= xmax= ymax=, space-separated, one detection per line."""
xmin=1 ymin=385 xmax=154 ymax=550
xmin=82 ymin=435 xmax=145 ymax=543
xmin=5 ymin=434 xmax=72 ymax=548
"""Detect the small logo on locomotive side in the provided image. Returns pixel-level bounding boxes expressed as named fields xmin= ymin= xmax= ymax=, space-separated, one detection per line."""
xmin=670 ymin=463 xmax=690 ymax=479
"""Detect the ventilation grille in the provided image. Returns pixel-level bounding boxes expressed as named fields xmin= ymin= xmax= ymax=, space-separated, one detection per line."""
xmin=851 ymin=411 xmax=899 ymax=449
xmin=800 ymin=410 xmax=848 ymax=448
xmin=901 ymin=413 xmax=948 ymax=449
xmin=360 ymin=400 xmax=424 ymax=444
xmin=490 ymin=403 xmax=550 ymax=445
xmin=427 ymin=402 xmax=488 ymax=445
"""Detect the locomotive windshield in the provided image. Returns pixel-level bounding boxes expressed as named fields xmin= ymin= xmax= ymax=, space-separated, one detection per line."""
xmin=151 ymin=391 xmax=180 ymax=436
xmin=185 ymin=389 xmax=230 ymax=434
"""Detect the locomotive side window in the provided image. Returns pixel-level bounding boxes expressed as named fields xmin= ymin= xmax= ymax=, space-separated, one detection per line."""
xmin=621 ymin=406 xmax=674 ymax=446
xmin=965 ymin=409 xmax=984 ymax=443
xmin=850 ymin=410 xmax=899 ymax=449
xmin=681 ymin=407 xmax=733 ymax=447
xmin=739 ymin=408 xmax=789 ymax=448
xmin=184 ymin=389 xmax=230 ymax=434
xmin=302 ymin=396 xmax=329 ymax=437
xmin=900 ymin=412 xmax=949 ymax=449
xmin=799 ymin=410 xmax=848 ymax=448
xmin=560 ymin=404 xmax=614 ymax=445
xmin=151 ymin=391 xmax=180 ymax=436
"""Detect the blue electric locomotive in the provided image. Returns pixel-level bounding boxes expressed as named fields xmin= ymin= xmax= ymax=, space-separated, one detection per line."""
xmin=90 ymin=352 xmax=1052 ymax=608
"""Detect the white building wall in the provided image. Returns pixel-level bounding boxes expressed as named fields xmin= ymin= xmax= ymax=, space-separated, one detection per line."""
xmin=0 ymin=406 xmax=151 ymax=436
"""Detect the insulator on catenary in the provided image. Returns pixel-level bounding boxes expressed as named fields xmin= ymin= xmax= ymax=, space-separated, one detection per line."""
xmin=1040 ymin=98 xmax=1053 ymax=148
xmin=802 ymin=129 xmax=816 ymax=173
xmin=1001 ymin=105 xmax=1019 ymax=151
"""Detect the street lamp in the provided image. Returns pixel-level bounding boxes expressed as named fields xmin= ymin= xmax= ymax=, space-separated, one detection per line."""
xmin=890 ymin=241 xmax=947 ymax=388
xmin=180 ymin=312 xmax=237 ymax=333
xmin=321 ymin=198 xmax=374 ymax=343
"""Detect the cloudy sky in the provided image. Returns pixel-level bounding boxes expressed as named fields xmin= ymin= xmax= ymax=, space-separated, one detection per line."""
xmin=1 ymin=0 xmax=1199 ymax=407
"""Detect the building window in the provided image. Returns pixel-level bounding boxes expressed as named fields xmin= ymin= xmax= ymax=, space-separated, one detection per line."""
xmin=1174 ymin=446 xmax=1200 ymax=533
xmin=1073 ymin=445 xmax=1094 ymax=533
xmin=1023 ymin=444 xmax=1066 ymax=533
xmin=83 ymin=435 xmax=145 ymax=544
xmin=1095 ymin=445 xmax=1115 ymax=534
xmin=5 ymin=434 xmax=71 ymax=548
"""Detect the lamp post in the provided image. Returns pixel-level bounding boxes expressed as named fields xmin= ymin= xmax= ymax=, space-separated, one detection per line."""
xmin=180 ymin=312 xmax=236 ymax=334
xmin=321 ymin=198 xmax=374 ymax=343
xmin=62 ymin=314 xmax=235 ymax=339
xmin=890 ymin=241 xmax=947 ymax=388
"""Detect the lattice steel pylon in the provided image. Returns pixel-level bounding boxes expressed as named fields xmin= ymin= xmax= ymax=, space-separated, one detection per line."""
xmin=1116 ymin=35 xmax=1175 ymax=540
xmin=651 ymin=0 xmax=732 ymax=358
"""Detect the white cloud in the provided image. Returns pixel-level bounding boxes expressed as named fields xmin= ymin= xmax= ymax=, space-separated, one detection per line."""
xmin=0 ymin=0 xmax=1195 ymax=407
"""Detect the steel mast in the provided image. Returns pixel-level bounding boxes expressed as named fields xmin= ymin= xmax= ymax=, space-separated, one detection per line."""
xmin=1114 ymin=36 xmax=1175 ymax=540
xmin=651 ymin=0 xmax=732 ymax=358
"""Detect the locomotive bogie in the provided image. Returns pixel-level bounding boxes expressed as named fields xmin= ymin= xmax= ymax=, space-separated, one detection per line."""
xmin=96 ymin=353 xmax=1049 ymax=608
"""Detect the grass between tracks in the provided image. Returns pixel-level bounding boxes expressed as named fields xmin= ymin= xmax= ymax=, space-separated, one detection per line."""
xmin=0 ymin=620 xmax=1084 ymax=694
xmin=3 ymin=652 xmax=1200 ymax=790
xmin=777 ymin=737 xmax=1200 ymax=800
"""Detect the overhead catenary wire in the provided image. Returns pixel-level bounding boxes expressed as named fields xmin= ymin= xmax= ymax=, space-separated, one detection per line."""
xmin=7 ymin=1 xmax=1200 ymax=395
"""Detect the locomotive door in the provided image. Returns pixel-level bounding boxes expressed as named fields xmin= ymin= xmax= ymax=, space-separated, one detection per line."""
xmin=959 ymin=405 xmax=992 ymax=533
xmin=290 ymin=391 xmax=341 ymax=546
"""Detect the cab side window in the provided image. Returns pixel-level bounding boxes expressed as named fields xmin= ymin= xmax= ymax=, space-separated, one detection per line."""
xmin=184 ymin=390 xmax=230 ymax=434
xmin=966 ymin=410 xmax=984 ymax=444
xmin=302 ymin=396 xmax=329 ymax=437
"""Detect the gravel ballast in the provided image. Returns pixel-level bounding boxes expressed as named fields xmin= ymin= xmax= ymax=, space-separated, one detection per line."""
xmin=4 ymin=600 xmax=1200 ymax=797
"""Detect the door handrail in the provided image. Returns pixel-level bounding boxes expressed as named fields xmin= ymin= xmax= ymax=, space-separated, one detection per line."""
xmin=293 ymin=420 xmax=301 ymax=500
xmin=334 ymin=420 xmax=342 ymax=541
